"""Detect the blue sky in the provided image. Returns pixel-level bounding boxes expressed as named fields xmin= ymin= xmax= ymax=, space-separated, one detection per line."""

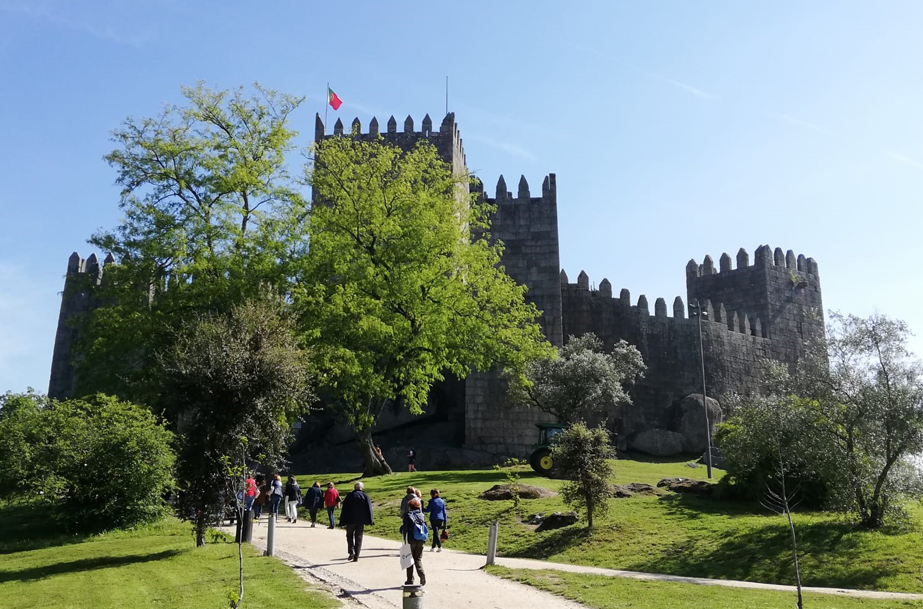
xmin=3 ymin=1 xmax=923 ymax=394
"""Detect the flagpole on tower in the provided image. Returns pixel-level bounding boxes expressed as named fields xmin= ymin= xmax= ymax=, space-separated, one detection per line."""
xmin=445 ymin=76 xmax=449 ymax=115
xmin=324 ymin=82 xmax=329 ymax=131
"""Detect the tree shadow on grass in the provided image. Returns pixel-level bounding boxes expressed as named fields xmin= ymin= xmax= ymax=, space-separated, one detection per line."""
xmin=656 ymin=492 xmax=767 ymax=519
xmin=0 ymin=549 xmax=184 ymax=583
xmin=505 ymin=525 xmax=593 ymax=560
xmin=0 ymin=503 xmax=93 ymax=555
xmin=626 ymin=509 xmax=892 ymax=589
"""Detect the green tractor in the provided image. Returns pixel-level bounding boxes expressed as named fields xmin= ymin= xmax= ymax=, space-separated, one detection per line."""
xmin=529 ymin=423 xmax=567 ymax=475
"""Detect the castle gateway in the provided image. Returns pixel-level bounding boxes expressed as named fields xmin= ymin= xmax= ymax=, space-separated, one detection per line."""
xmin=50 ymin=112 xmax=824 ymax=460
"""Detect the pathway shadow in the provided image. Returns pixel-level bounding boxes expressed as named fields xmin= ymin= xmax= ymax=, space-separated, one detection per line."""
xmin=0 ymin=549 xmax=183 ymax=583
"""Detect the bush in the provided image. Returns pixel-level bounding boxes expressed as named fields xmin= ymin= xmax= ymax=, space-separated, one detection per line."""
xmin=0 ymin=392 xmax=175 ymax=529
xmin=552 ymin=422 xmax=614 ymax=529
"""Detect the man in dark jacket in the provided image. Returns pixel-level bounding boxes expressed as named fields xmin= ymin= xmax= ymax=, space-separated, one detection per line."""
xmin=304 ymin=482 xmax=324 ymax=528
xmin=339 ymin=481 xmax=374 ymax=561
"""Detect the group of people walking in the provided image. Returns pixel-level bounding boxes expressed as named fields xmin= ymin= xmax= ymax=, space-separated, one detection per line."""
xmin=244 ymin=473 xmax=304 ymax=522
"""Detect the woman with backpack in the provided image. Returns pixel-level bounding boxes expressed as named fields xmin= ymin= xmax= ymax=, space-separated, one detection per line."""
xmin=401 ymin=497 xmax=427 ymax=586
xmin=423 ymin=488 xmax=447 ymax=552
xmin=284 ymin=475 xmax=301 ymax=523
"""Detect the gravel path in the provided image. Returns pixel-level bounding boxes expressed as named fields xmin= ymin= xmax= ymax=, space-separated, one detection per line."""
xmin=225 ymin=517 xmax=923 ymax=607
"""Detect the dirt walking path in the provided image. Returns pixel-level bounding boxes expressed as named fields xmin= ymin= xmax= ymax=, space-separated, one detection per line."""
xmin=226 ymin=517 xmax=923 ymax=607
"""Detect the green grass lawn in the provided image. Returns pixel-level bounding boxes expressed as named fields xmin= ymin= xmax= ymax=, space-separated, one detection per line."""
xmin=487 ymin=566 xmax=923 ymax=609
xmin=0 ymin=504 xmax=339 ymax=609
xmin=299 ymin=457 xmax=923 ymax=593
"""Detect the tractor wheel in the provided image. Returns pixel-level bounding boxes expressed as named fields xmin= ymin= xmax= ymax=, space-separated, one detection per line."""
xmin=530 ymin=448 xmax=554 ymax=476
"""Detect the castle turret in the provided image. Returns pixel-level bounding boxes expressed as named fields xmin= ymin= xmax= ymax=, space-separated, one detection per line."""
xmin=686 ymin=244 xmax=824 ymax=364
xmin=49 ymin=252 xmax=110 ymax=399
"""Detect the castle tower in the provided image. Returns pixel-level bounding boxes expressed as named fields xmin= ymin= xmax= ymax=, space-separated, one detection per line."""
xmin=48 ymin=252 xmax=105 ymax=399
xmin=686 ymin=245 xmax=824 ymax=364
xmin=314 ymin=113 xmax=564 ymax=455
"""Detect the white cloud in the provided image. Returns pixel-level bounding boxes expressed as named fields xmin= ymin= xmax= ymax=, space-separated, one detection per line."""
xmin=0 ymin=0 xmax=152 ymax=47
xmin=887 ymin=151 xmax=923 ymax=171
xmin=570 ymin=42 xmax=719 ymax=101
xmin=465 ymin=134 xmax=537 ymax=160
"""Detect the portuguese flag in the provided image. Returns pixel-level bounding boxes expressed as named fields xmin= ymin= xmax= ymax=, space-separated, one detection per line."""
xmin=328 ymin=87 xmax=343 ymax=111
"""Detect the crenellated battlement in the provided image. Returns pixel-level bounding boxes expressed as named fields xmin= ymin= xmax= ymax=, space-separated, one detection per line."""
xmin=481 ymin=173 xmax=557 ymax=205
xmin=686 ymin=245 xmax=819 ymax=278
xmin=561 ymin=269 xmax=770 ymax=339
xmin=314 ymin=111 xmax=467 ymax=178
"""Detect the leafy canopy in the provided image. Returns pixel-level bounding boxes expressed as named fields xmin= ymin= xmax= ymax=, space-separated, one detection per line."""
xmin=719 ymin=312 xmax=923 ymax=527
xmin=509 ymin=333 xmax=645 ymax=425
xmin=300 ymin=135 xmax=554 ymax=471
xmin=0 ymin=392 xmax=175 ymax=530
xmin=552 ymin=422 xmax=615 ymax=529
xmin=162 ymin=295 xmax=313 ymax=545
xmin=76 ymin=82 xmax=307 ymax=401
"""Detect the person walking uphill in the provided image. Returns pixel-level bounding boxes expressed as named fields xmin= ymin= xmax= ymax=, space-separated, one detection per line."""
xmin=339 ymin=481 xmax=374 ymax=561
xmin=284 ymin=475 xmax=301 ymax=523
xmin=305 ymin=482 xmax=324 ymax=528
xmin=269 ymin=474 xmax=284 ymax=517
xmin=401 ymin=497 xmax=427 ymax=586
xmin=323 ymin=482 xmax=340 ymax=529
xmin=423 ymin=489 xmax=447 ymax=552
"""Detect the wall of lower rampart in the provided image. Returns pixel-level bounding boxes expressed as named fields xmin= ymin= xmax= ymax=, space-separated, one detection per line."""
xmin=561 ymin=273 xmax=771 ymax=451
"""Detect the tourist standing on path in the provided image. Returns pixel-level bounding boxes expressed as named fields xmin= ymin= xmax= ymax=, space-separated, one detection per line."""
xmin=323 ymin=482 xmax=341 ymax=529
xmin=253 ymin=475 xmax=269 ymax=519
xmin=339 ymin=481 xmax=374 ymax=561
xmin=269 ymin=474 xmax=284 ymax=517
xmin=284 ymin=476 xmax=301 ymax=523
xmin=423 ymin=489 xmax=447 ymax=552
xmin=244 ymin=473 xmax=257 ymax=512
xmin=400 ymin=486 xmax=417 ymax=517
xmin=401 ymin=497 xmax=427 ymax=586
xmin=407 ymin=447 xmax=417 ymax=472
xmin=305 ymin=482 xmax=324 ymax=527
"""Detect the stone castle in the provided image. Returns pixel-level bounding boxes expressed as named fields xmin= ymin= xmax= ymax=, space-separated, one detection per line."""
xmin=50 ymin=112 xmax=824 ymax=460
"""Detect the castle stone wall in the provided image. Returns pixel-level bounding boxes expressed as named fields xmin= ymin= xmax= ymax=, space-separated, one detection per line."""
xmin=562 ymin=272 xmax=771 ymax=451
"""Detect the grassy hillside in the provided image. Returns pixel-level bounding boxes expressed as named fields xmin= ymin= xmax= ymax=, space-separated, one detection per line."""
xmin=488 ymin=566 xmax=923 ymax=609
xmin=0 ymin=504 xmax=339 ymax=609
xmin=299 ymin=457 xmax=923 ymax=593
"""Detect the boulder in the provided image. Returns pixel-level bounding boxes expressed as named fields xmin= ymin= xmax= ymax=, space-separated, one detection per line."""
xmin=625 ymin=482 xmax=659 ymax=495
xmin=674 ymin=394 xmax=723 ymax=453
xmin=479 ymin=484 xmax=557 ymax=501
xmin=631 ymin=429 xmax=685 ymax=456
xmin=535 ymin=511 xmax=578 ymax=532
xmin=611 ymin=482 xmax=660 ymax=498
xmin=611 ymin=485 xmax=634 ymax=498
xmin=523 ymin=513 xmax=545 ymax=525
xmin=658 ymin=478 xmax=715 ymax=497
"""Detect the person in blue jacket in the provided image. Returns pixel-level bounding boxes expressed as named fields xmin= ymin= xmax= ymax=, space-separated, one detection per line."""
xmin=339 ymin=481 xmax=374 ymax=561
xmin=423 ymin=488 xmax=447 ymax=552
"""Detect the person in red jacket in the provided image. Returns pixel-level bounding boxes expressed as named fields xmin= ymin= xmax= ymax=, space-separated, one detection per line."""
xmin=244 ymin=474 xmax=257 ymax=512
xmin=323 ymin=482 xmax=340 ymax=529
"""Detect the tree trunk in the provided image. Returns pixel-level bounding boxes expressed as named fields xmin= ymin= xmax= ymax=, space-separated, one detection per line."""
xmin=586 ymin=494 xmax=594 ymax=529
xmin=195 ymin=510 xmax=208 ymax=547
xmin=358 ymin=428 xmax=393 ymax=477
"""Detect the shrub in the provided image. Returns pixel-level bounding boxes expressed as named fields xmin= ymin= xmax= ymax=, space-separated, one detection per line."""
xmin=552 ymin=422 xmax=614 ymax=529
xmin=0 ymin=392 xmax=175 ymax=530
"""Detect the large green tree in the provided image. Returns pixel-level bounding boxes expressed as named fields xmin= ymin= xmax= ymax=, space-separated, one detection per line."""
xmin=301 ymin=136 xmax=555 ymax=476
xmin=76 ymin=82 xmax=307 ymax=403
xmin=162 ymin=295 xmax=313 ymax=546
xmin=508 ymin=332 xmax=645 ymax=426
xmin=719 ymin=313 xmax=923 ymax=528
